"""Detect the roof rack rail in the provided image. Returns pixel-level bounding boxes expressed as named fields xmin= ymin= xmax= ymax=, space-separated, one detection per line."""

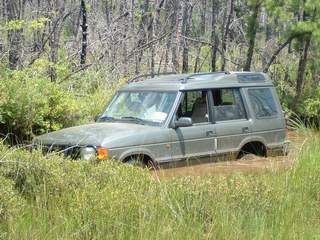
xmin=128 ymin=71 xmax=177 ymax=83
xmin=181 ymin=71 xmax=230 ymax=83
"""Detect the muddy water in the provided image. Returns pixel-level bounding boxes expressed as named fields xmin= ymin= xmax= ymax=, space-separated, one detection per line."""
xmin=153 ymin=131 xmax=306 ymax=179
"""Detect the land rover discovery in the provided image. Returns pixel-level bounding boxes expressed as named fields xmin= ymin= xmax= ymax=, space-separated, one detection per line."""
xmin=33 ymin=72 xmax=290 ymax=167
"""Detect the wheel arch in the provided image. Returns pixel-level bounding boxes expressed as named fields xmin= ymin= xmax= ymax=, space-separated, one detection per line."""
xmin=119 ymin=148 xmax=156 ymax=165
xmin=237 ymin=137 xmax=267 ymax=158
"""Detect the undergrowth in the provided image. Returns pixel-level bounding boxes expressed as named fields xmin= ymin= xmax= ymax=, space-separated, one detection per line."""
xmin=0 ymin=130 xmax=320 ymax=239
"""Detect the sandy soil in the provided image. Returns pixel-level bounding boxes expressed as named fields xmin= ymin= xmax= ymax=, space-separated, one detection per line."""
xmin=153 ymin=131 xmax=306 ymax=179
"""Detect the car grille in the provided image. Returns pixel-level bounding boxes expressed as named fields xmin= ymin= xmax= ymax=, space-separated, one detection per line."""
xmin=41 ymin=145 xmax=81 ymax=159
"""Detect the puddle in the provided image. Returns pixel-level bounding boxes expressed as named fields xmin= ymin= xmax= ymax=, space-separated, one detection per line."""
xmin=153 ymin=131 xmax=306 ymax=179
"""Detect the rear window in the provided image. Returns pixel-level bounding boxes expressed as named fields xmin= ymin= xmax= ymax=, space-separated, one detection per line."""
xmin=212 ymin=88 xmax=246 ymax=121
xmin=248 ymin=88 xmax=278 ymax=118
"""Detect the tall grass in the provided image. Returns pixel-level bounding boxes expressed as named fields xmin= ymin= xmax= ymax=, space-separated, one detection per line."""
xmin=0 ymin=131 xmax=320 ymax=239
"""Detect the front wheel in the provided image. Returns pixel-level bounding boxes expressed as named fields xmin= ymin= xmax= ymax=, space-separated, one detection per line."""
xmin=124 ymin=155 xmax=156 ymax=169
xmin=125 ymin=157 xmax=145 ymax=167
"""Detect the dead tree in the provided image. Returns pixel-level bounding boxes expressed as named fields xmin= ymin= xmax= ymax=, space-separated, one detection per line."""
xmin=194 ymin=0 xmax=206 ymax=73
xmin=263 ymin=35 xmax=295 ymax=73
xmin=182 ymin=1 xmax=193 ymax=73
xmin=210 ymin=0 xmax=219 ymax=72
xmin=135 ymin=0 xmax=150 ymax=75
xmin=163 ymin=0 xmax=177 ymax=72
xmin=172 ymin=0 xmax=183 ymax=73
xmin=6 ymin=0 xmax=24 ymax=70
xmin=221 ymin=0 xmax=234 ymax=71
xmin=80 ymin=0 xmax=88 ymax=65
xmin=48 ymin=0 xmax=66 ymax=81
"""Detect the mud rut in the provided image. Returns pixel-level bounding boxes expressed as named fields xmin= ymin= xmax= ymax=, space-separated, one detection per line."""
xmin=153 ymin=131 xmax=306 ymax=178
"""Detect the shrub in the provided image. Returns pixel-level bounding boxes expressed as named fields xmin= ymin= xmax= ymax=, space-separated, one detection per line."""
xmin=0 ymin=60 xmax=123 ymax=142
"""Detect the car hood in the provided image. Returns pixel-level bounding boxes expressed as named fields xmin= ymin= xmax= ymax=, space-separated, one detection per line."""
xmin=34 ymin=122 xmax=157 ymax=147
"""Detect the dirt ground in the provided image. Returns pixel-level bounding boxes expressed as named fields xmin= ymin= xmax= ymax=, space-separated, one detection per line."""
xmin=153 ymin=131 xmax=306 ymax=179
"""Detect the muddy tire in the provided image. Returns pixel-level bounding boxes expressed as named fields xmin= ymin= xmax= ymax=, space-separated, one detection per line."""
xmin=239 ymin=153 xmax=257 ymax=161
xmin=125 ymin=158 xmax=145 ymax=167
xmin=125 ymin=155 xmax=156 ymax=169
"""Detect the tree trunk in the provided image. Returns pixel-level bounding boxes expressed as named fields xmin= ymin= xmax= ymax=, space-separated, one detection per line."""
xmin=163 ymin=0 xmax=175 ymax=72
xmin=172 ymin=0 xmax=183 ymax=73
xmin=135 ymin=0 xmax=149 ymax=75
xmin=148 ymin=7 xmax=155 ymax=77
xmin=295 ymin=35 xmax=311 ymax=104
xmin=220 ymin=0 xmax=233 ymax=71
xmin=182 ymin=1 xmax=193 ymax=73
xmin=129 ymin=0 xmax=140 ymax=75
xmin=48 ymin=0 xmax=65 ymax=81
xmin=210 ymin=0 xmax=218 ymax=72
xmin=80 ymin=0 xmax=88 ymax=65
xmin=243 ymin=1 xmax=261 ymax=71
xmin=33 ymin=0 xmax=42 ymax=52
xmin=120 ymin=0 xmax=128 ymax=75
xmin=6 ymin=0 xmax=24 ymax=70
xmin=154 ymin=0 xmax=165 ymax=33
xmin=105 ymin=0 xmax=111 ymax=25
xmin=194 ymin=0 xmax=206 ymax=73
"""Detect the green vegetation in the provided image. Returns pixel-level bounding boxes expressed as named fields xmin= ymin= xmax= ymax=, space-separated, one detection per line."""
xmin=0 ymin=130 xmax=319 ymax=239
xmin=0 ymin=61 xmax=124 ymax=142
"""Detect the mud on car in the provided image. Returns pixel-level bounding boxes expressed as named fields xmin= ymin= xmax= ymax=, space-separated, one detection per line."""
xmin=33 ymin=72 xmax=290 ymax=167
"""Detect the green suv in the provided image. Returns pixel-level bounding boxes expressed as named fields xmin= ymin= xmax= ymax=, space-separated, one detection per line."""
xmin=33 ymin=72 xmax=290 ymax=166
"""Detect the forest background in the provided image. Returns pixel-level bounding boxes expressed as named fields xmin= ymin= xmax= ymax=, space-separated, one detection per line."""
xmin=0 ymin=0 xmax=320 ymax=141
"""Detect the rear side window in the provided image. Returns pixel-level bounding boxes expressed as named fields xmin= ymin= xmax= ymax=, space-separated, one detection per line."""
xmin=212 ymin=88 xmax=246 ymax=121
xmin=248 ymin=88 xmax=278 ymax=118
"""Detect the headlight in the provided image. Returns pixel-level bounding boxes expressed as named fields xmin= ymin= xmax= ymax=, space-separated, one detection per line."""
xmin=80 ymin=147 xmax=96 ymax=160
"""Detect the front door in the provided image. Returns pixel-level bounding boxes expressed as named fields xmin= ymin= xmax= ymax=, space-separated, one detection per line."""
xmin=169 ymin=90 xmax=216 ymax=162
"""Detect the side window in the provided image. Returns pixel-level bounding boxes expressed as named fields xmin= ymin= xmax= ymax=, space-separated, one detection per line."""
xmin=177 ymin=91 xmax=208 ymax=124
xmin=248 ymin=88 xmax=278 ymax=118
xmin=212 ymin=88 xmax=246 ymax=121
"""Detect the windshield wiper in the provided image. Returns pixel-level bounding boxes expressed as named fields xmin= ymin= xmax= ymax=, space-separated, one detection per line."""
xmin=98 ymin=115 xmax=118 ymax=122
xmin=120 ymin=116 xmax=146 ymax=125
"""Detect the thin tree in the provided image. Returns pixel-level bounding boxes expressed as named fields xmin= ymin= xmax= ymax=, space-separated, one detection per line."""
xmin=80 ymin=0 xmax=88 ymax=65
xmin=210 ymin=0 xmax=219 ymax=72
xmin=243 ymin=0 xmax=262 ymax=71
xmin=172 ymin=0 xmax=183 ymax=73
xmin=6 ymin=0 xmax=24 ymax=70
xmin=182 ymin=1 xmax=193 ymax=73
xmin=220 ymin=0 xmax=234 ymax=71
xmin=194 ymin=0 xmax=206 ymax=72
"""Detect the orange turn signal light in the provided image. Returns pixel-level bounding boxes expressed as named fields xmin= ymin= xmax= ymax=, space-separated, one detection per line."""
xmin=97 ymin=147 xmax=108 ymax=160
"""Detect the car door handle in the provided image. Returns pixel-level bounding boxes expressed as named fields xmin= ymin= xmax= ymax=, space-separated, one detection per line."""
xmin=242 ymin=127 xmax=249 ymax=133
xmin=206 ymin=130 xmax=215 ymax=136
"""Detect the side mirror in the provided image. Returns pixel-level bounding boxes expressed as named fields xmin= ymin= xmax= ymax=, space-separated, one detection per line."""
xmin=173 ymin=117 xmax=193 ymax=128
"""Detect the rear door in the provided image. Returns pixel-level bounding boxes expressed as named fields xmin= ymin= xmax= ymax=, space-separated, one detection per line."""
xmin=245 ymin=87 xmax=286 ymax=146
xmin=211 ymin=88 xmax=252 ymax=155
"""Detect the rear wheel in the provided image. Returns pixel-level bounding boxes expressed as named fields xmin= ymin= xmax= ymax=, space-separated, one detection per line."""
xmin=237 ymin=142 xmax=266 ymax=160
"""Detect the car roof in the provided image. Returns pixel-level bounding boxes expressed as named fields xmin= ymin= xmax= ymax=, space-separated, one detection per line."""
xmin=120 ymin=72 xmax=274 ymax=91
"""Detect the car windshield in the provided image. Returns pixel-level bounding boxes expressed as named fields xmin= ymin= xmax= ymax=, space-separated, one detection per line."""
xmin=99 ymin=91 xmax=177 ymax=125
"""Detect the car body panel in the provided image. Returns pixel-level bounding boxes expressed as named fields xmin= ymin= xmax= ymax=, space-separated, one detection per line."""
xmin=168 ymin=123 xmax=216 ymax=162
xmin=215 ymin=119 xmax=252 ymax=154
